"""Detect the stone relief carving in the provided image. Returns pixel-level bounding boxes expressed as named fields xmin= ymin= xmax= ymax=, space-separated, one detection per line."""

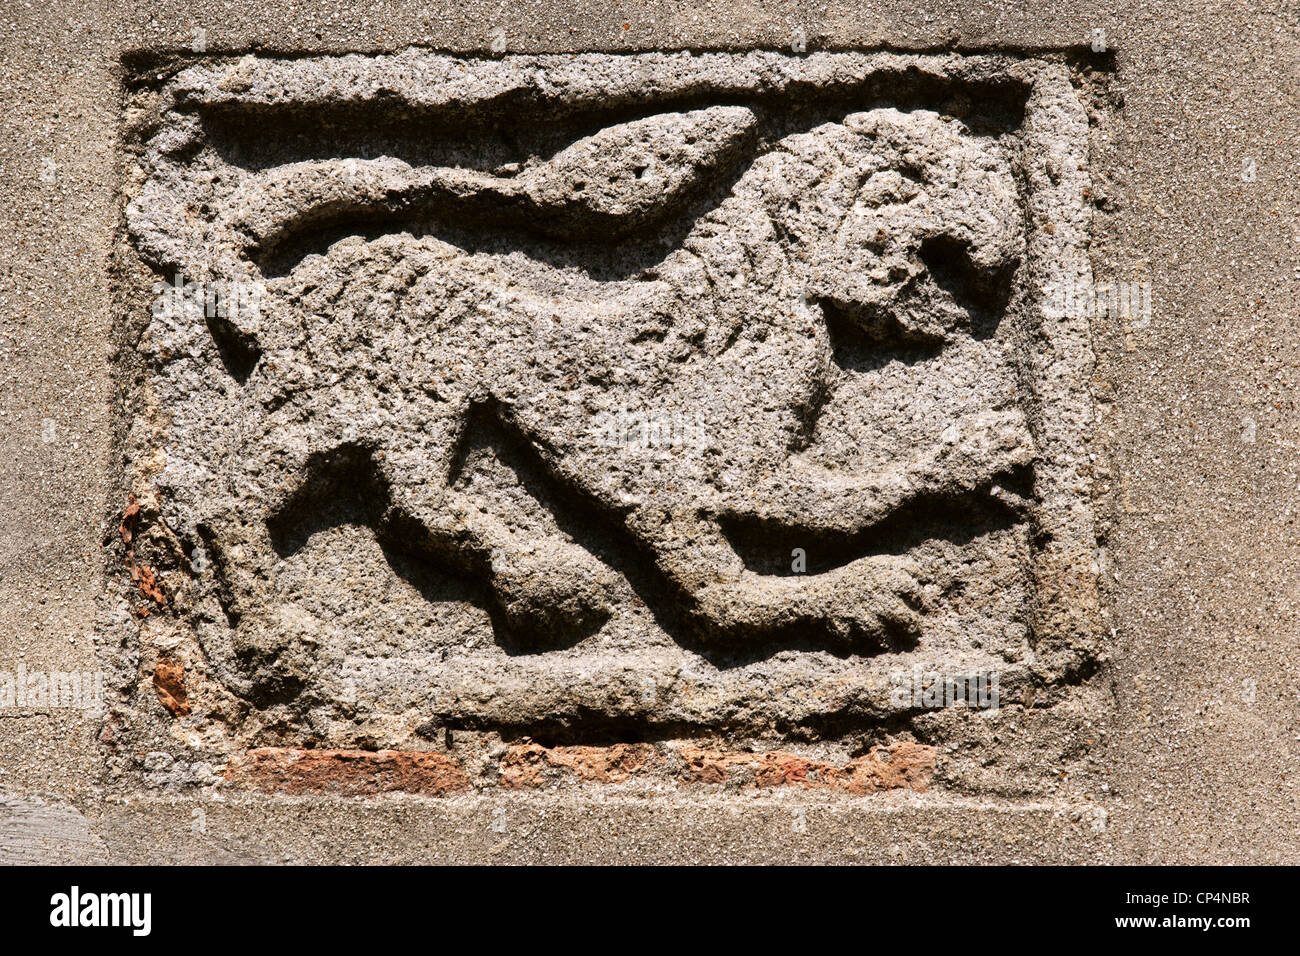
xmin=116 ymin=52 xmax=1100 ymax=746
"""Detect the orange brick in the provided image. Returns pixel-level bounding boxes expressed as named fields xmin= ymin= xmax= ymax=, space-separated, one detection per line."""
xmin=228 ymin=748 xmax=470 ymax=796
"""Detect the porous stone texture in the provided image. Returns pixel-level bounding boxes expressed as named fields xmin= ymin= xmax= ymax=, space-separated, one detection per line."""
xmin=106 ymin=50 xmax=1103 ymax=793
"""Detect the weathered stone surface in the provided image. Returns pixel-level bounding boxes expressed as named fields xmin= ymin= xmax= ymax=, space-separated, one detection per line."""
xmin=0 ymin=793 xmax=109 ymax=865
xmin=109 ymin=50 xmax=1101 ymax=788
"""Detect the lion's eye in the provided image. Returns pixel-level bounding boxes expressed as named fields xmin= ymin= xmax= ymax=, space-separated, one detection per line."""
xmin=511 ymin=106 xmax=758 ymax=238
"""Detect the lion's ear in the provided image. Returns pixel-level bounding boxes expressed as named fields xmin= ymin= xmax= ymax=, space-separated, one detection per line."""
xmin=514 ymin=106 xmax=758 ymax=239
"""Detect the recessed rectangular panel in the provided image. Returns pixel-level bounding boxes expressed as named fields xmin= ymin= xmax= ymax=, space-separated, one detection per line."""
xmin=109 ymin=52 xmax=1102 ymax=783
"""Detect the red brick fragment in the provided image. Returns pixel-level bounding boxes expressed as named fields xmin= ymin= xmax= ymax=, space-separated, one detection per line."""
xmin=501 ymin=743 xmax=654 ymax=788
xmin=679 ymin=742 xmax=936 ymax=794
xmin=228 ymin=748 xmax=470 ymax=795
xmin=119 ymin=495 xmax=167 ymax=608
xmin=153 ymin=658 xmax=190 ymax=716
